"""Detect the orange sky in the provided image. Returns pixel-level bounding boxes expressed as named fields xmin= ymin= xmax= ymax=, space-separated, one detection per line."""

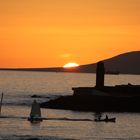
xmin=0 ymin=0 xmax=140 ymax=68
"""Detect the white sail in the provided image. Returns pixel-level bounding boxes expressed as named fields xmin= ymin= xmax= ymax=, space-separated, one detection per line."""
xmin=30 ymin=100 xmax=41 ymax=118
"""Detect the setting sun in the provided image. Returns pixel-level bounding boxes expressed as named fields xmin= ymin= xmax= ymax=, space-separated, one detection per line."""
xmin=63 ymin=62 xmax=79 ymax=68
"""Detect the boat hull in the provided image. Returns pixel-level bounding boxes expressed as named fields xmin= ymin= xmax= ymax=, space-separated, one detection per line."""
xmin=28 ymin=117 xmax=43 ymax=123
xmin=94 ymin=118 xmax=116 ymax=122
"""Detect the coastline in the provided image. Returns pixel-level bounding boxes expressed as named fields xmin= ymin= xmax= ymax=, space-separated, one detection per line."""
xmin=41 ymin=61 xmax=140 ymax=112
xmin=41 ymin=86 xmax=140 ymax=112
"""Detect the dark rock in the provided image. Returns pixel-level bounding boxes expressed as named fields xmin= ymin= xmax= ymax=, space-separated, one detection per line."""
xmin=31 ymin=95 xmax=41 ymax=98
xmin=26 ymin=138 xmax=40 ymax=140
xmin=41 ymin=85 xmax=140 ymax=112
xmin=41 ymin=93 xmax=140 ymax=112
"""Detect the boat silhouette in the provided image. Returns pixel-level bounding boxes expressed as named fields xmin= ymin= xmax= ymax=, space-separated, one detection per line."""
xmin=94 ymin=116 xmax=116 ymax=122
xmin=28 ymin=100 xmax=43 ymax=123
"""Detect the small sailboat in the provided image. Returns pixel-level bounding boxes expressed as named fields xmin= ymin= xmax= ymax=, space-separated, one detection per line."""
xmin=28 ymin=100 xmax=43 ymax=123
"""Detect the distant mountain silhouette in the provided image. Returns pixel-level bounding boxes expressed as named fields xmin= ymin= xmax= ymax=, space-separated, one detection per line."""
xmin=43 ymin=51 xmax=140 ymax=74
xmin=1 ymin=51 xmax=140 ymax=74
xmin=104 ymin=51 xmax=140 ymax=74
xmin=75 ymin=51 xmax=140 ymax=74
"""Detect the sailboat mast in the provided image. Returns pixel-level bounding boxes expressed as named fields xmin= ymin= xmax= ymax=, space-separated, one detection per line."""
xmin=0 ymin=93 xmax=4 ymax=115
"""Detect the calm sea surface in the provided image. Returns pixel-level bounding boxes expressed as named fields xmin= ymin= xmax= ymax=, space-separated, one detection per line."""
xmin=0 ymin=71 xmax=140 ymax=140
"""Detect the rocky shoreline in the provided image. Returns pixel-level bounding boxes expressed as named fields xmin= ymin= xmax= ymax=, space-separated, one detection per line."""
xmin=41 ymin=61 xmax=140 ymax=112
xmin=40 ymin=91 xmax=140 ymax=112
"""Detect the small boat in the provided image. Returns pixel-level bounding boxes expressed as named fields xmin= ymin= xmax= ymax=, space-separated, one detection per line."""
xmin=94 ymin=117 xmax=116 ymax=122
xmin=28 ymin=100 xmax=43 ymax=123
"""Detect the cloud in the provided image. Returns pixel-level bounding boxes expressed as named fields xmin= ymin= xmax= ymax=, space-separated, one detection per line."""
xmin=60 ymin=53 xmax=72 ymax=58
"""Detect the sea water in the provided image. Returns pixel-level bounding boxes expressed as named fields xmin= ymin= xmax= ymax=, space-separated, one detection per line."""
xmin=0 ymin=71 xmax=140 ymax=140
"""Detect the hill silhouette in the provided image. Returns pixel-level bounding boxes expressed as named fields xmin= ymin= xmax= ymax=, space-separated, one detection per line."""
xmin=75 ymin=51 xmax=140 ymax=74
xmin=1 ymin=51 xmax=140 ymax=74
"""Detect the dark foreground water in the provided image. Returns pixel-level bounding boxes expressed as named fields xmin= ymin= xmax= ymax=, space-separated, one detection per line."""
xmin=0 ymin=71 xmax=140 ymax=140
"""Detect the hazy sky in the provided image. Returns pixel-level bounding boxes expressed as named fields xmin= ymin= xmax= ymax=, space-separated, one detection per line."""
xmin=0 ymin=0 xmax=140 ymax=68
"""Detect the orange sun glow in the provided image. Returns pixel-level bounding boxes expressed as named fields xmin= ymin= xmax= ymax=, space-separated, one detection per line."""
xmin=63 ymin=62 xmax=79 ymax=68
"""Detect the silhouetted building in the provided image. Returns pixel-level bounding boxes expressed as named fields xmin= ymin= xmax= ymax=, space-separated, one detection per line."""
xmin=96 ymin=61 xmax=105 ymax=89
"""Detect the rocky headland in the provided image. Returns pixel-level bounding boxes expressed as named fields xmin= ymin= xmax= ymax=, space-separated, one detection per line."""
xmin=41 ymin=61 xmax=140 ymax=112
